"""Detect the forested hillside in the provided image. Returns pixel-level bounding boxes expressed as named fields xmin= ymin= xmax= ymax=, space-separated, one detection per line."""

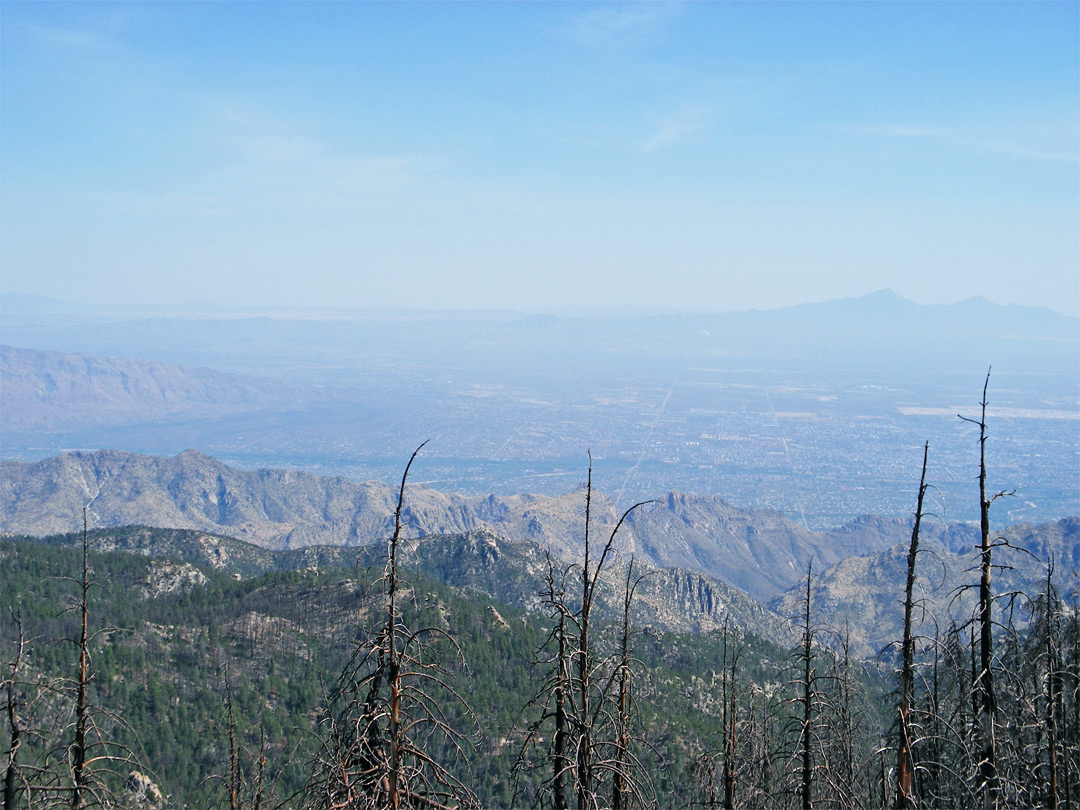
xmin=1 ymin=535 xmax=804 ymax=808
xmin=3 ymin=519 xmax=1078 ymax=808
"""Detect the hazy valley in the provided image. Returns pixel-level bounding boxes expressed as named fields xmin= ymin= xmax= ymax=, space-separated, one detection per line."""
xmin=3 ymin=291 xmax=1078 ymax=528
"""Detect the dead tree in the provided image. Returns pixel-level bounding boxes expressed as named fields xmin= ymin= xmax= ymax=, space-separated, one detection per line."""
xmin=10 ymin=510 xmax=154 ymax=809
xmin=611 ymin=557 xmax=651 ymax=810
xmin=36 ymin=511 xmax=147 ymax=809
xmin=695 ymin=624 xmax=774 ymax=810
xmin=718 ymin=622 xmax=740 ymax=810
xmin=799 ymin=561 xmax=815 ymax=810
xmin=1023 ymin=561 xmax=1065 ymax=810
xmin=822 ymin=624 xmax=876 ymax=810
xmin=70 ymin=512 xmax=91 ymax=810
xmin=693 ymin=752 xmax=720 ymax=810
xmin=958 ymin=370 xmax=1012 ymax=810
xmin=895 ymin=442 xmax=930 ymax=810
xmin=307 ymin=442 xmax=479 ymax=810
xmin=574 ymin=462 xmax=598 ymax=810
xmin=552 ymin=563 xmax=573 ymax=810
xmin=570 ymin=460 xmax=653 ymax=810
xmin=785 ymin=560 xmax=823 ymax=810
xmin=3 ymin=611 xmax=26 ymax=810
xmin=913 ymin=621 xmax=981 ymax=808
xmin=511 ymin=552 xmax=575 ymax=810
xmin=749 ymin=683 xmax=780 ymax=809
xmin=1065 ymin=596 xmax=1080 ymax=810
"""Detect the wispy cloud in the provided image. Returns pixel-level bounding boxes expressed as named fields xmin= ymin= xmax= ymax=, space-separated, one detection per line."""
xmin=28 ymin=23 xmax=111 ymax=50
xmin=848 ymin=123 xmax=1078 ymax=164
xmin=215 ymin=107 xmax=322 ymax=164
xmin=228 ymin=132 xmax=321 ymax=164
xmin=61 ymin=189 xmax=230 ymax=217
xmin=317 ymin=156 xmax=422 ymax=194
xmin=639 ymin=105 xmax=710 ymax=153
xmin=562 ymin=2 xmax=682 ymax=47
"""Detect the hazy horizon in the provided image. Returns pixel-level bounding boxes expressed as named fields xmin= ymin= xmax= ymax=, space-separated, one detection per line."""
xmin=3 ymin=287 xmax=1079 ymax=321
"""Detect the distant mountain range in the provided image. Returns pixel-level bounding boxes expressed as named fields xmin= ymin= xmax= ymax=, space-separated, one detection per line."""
xmin=0 ymin=345 xmax=341 ymax=432
xmin=0 ymin=448 xmax=917 ymax=602
xmin=3 ymin=449 xmax=1074 ymax=616
xmin=3 ymin=290 xmax=1076 ymax=382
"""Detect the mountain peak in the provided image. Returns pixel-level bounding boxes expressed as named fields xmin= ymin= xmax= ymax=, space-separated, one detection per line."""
xmin=860 ymin=288 xmax=908 ymax=303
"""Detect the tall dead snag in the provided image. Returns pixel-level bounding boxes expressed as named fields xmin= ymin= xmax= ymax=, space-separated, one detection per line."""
xmin=3 ymin=612 xmax=26 ymax=810
xmin=307 ymin=442 xmax=479 ymax=810
xmin=825 ymin=623 xmax=881 ymax=810
xmin=575 ymin=460 xmax=597 ymax=810
xmin=800 ymin=562 xmax=814 ymax=810
xmin=719 ymin=621 xmax=740 ymax=810
xmin=612 ymin=557 xmax=647 ymax=810
xmin=60 ymin=509 xmax=108 ymax=807
xmin=1029 ymin=561 xmax=1063 ymax=810
xmin=748 ymin=683 xmax=779 ymax=808
xmin=895 ymin=441 xmax=930 ymax=810
xmin=693 ymin=622 xmax=745 ymax=810
xmin=511 ymin=552 xmax=573 ymax=810
xmin=1066 ymin=598 xmax=1080 ymax=810
xmin=790 ymin=560 xmax=817 ymax=810
xmin=551 ymin=560 xmax=572 ymax=810
xmin=71 ymin=512 xmax=91 ymax=810
xmin=22 ymin=509 xmax=153 ymax=809
xmin=958 ymin=371 xmax=1006 ymax=810
xmin=573 ymin=457 xmax=653 ymax=810
xmin=918 ymin=621 xmax=980 ymax=808
xmin=202 ymin=660 xmax=281 ymax=810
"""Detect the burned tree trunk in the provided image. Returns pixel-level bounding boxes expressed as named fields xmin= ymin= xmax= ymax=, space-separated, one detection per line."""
xmin=70 ymin=511 xmax=91 ymax=810
xmin=959 ymin=371 xmax=1002 ymax=810
xmin=800 ymin=561 xmax=814 ymax=810
xmin=895 ymin=441 xmax=929 ymax=810
xmin=3 ymin=613 xmax=25 ymax=810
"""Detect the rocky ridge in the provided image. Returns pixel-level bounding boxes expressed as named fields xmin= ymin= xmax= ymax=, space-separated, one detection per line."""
xmin=8 ymin=525 xmax=793 ymax=646
xmin=0 ymin=449 xmax=925 ymax=602
xmin=769 ymin=516 xmax=1079 ymax=656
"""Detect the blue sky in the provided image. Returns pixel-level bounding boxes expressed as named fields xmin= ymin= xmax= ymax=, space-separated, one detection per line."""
xmin=2 ymin=1 xmax=1077 ymax=314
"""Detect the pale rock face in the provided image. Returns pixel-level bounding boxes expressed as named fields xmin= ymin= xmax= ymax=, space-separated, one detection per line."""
xmin=768 ymin=516 xmax=1079 ymax=657
xmin=126 ymin=770 xmax=165 ymax=809
xmin=488 ymin=605 xmax=511 ymax=631
xmin=137 ymin=560 xmax=208 ymax=598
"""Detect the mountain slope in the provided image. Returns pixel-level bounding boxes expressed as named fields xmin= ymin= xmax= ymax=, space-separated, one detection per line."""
xmin=769 ymin=516 xmax=1079 ymax=656
xmin=0 ymin=344 xmax=338 ymax=432
xmin=1 ymin=449 xmax=920 ymax=601
xmin=8 ymin=524 xmax=792 ymax=645
xmin=0 ymin=532 xmax=810 ymax=810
